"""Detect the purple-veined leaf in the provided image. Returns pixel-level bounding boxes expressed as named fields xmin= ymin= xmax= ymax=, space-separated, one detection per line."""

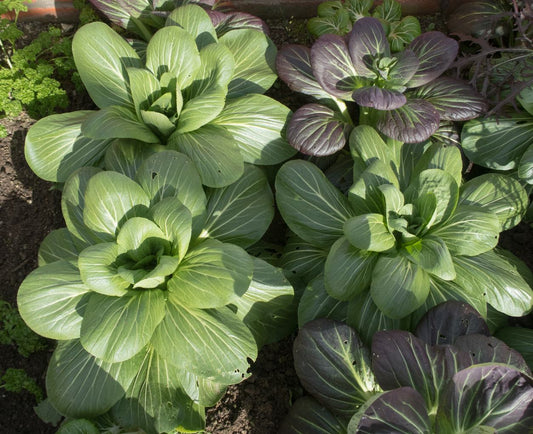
xmin=352 ymin=86 xmax=406 ymax=110
xmin=87 ymin=0 xmax=153 ymax=31
xmin=372 ymin=330 xmax=472 ymax=409
xmin=276 ymin=45 xmax=330 ymax=99
xmin=287 ymin=104 xmax=351 ymax=156
xmin=376 ymin=98 xmax=440 ymax=143
xmin=311 ymin=34 xmax=360 ymax=99
xmin=414 ymin=301 xmax=490 ymax=346
xmin=447 ymin=1 xmax=509 ymax=40
xmin=454 ymin=334 xmax=531 ymax=374
xmin=407 ymin=32 xmax=458 ymax=88
xmin=207 ymin=10 xmax=269 ymax=36
xmin=388 ymin=49 xmax=419 ymax=86
xmin=436 ymin=365 xmax=533 ymax=433
xmin=348 ymin=17 xmax=390 ymax=78
xmin=350 ymin=387 xmax=430 ymax=433
xmin=410 ymin=76 xmax=487 ymax=121
xmin=293 ymin=319 xmax=379 ymax=416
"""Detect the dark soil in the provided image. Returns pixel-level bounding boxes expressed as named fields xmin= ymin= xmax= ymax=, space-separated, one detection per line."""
xmin=2 ymin=12 xmax=533 ymax=434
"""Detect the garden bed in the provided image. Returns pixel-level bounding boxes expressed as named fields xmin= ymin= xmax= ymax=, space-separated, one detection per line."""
xmin=2 ymin=3 xmax=533 ymax=434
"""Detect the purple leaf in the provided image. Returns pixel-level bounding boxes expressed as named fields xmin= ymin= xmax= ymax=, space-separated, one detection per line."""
xmin=454 ymin=334 xmax=532 ymax=375
xmin=276 ymin=45 xmax=329 ymax=99
xmin=388 ymin=50 xmax=419 ymax=86
xmin=372 ymin=330 xmax=470 ymax=407
xmin=437 ymin=365 xmax=533 ymax=432
xmin=352 ymin=87 xmax=406 ymax=110
xmin=410 ymin=77 xmax=488 ymax=121
xmin=348 ymin=17 xmax=390 ymax=78
xmin=376 ymin=99 xmax=440 ymax=143
xmin=407 ymin=32 xmax=459 ymax=88
xmin=414 ymin=300 xmax=490 ymax=346
xmin=354 ymin=387 xmax=430 ymax=433
xmin=311 ymin=34 xmax=359 ymax=99
xmin=207 ymin=11 xmax=270 ymax=36
xmin=287 ymin=104 xmax=350 ymax=156
xmin=88 ymin=0 xmax=153 ymax=29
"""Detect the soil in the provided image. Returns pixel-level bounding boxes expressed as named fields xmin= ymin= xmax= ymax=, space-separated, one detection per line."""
xmin=2 ymin=12 xmax=533 ymax=434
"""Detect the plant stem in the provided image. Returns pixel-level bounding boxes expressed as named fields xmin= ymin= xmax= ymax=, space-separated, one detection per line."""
xmin=0 ymin=39 xmax=13 ymax=69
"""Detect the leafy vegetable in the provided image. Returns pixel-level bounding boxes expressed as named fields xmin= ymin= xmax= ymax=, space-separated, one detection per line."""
xmin=276 ymin=17 xmax=486 ymax=154
xmin=1 ymin=368 xmax=43 ymax=402
xmin=281 ymin=302 xmax=533 ymax=433
xmin=307 ymin=0 xmax=421 ymax=52
xmin=276 ymin=125 xmax=532 ymax=324
xmin=18 ymin=150 xmax=295 ymax=432
xmin=25 ymin=4 xmax=294 ymax=186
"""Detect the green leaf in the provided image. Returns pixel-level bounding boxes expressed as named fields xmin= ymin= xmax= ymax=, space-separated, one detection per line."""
xmin=116 ymin=217 xmax=170 ymax=261
xmin=56 ymin=419 xmax=99 ymax=434
xmin=83 ymin=171 xmax=150 ymax=240
xmin=429 ymin=205 xmax=500 ymax=256
xmin=203 ymin=165 xmax=274 ymax=248
xmin=168 ymin=239 xmax=253 ymax=309
xmin=406 ymin=168 xmax=459 ymax=228
xmin=280 ymin=234 xmax=328 ymax=284
xmin=140 ymin=110 xmax=175 ymax=139
xmin=72 ymin=22 xmax=142 ymax=109
xmin=38 ymin=228 xmax=85 ymax=266
xmin=80 ymin=289 xmax=166 ymax=363
xmin=461 ymin=114 xmax=533 ymax=171
xmin=349 ymin=124 xmax=397 ymax=168
xmin=152 ymin=303 xmax=257 ymax=384
xmin=220 ymin=29 xmax=277 ymax=98
xmin=177 ymin=43 xmax=234 ymax=133
xmin=519 ymin=144 xmax=533 ymax=183
xmin=150 ymin=198 xmax=192 ymax=262
xmin=145 ymin=25 xmax=200 ymax=86
xmin=82 ymin=106 xmax=160 ymax=144
xmin=78 ymin=243 xmax=130 ymax=296
xmin=18 ymin=261 xmax=90 ymax=340
xmin=165 ymin=4 xmax=217 ymax=49
xmin=495 ymin=327 xmax=533 ymax=371
xmin=104 ymin=139 xmax=162 ymax=180
xmin=111 ymin=347 xmax=205 ymax=433
xmin=412 ymin=142 xmax=463 ymax=188
xmin=25 ymin=111 xmax=111 ymax=182
xmin=453 ymin=251 xmax=533 ymax=316
xmin=373 ymin=0 xmax=401 ymax=21
xmin=324 ymin=237 xmax=378 ymax=301
xmin=344 ymin=213 xmax=396 ymax=252
xmin=168 ymin=124 xmax=244 ymax=188
xmin=231 ymin=257 xmax=296 ymax=347
xmin=388 ymin=16 xmax=421 ymax=52
xmin=61 ymin=167 xmax=107 ymax=245
xmin=371 ymin=255 xmax=430 ymax=319
xmin=46 ymin=339 xmax=143 ymax=418
xmin=212 ymin=94 xmax=295 ymax=165
xmin=402 ymin=235 xmax=456 ymax=280
xmin=346 ymin=290 xmax=408 ymax=346
xmin=127 ymin=67 xmax=161 ymax=117
xmin=134 ymin=150 xmax=207 ymax=233
xmin=276 ymin=160 xmax=355 ymax=249
xmin=298 ymin=276 xmax=348 ymax=327
xmin=459 ymin=173 xmax=528 ymax=231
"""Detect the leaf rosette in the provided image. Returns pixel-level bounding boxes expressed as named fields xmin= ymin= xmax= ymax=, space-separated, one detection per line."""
xmin=276 ymin=16 xmax=487 ymax=155
xmin=280 ymin=302 xmax=533 ymax=433
xmin=25 ymin=4 xmax=295 ymax=187
xmin=276 ymin=126 xmax=532 ymax=331
xmin=18 ymin=150 xmax=295 ymax=432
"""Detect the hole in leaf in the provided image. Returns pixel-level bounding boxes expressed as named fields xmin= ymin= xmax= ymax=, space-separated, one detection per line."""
xmin=343 ymin=340 xmax=348 ymax=345
xmin=151 ymin=172 xmax=158 ymax=179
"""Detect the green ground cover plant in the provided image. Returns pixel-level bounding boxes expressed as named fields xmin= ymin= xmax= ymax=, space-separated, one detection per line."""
xmin=18 ymin=149 xmax=295 ymax=432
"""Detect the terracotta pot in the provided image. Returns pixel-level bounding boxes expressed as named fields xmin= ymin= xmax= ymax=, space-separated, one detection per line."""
xmin=3 ymin=0 xmax=79 ymax=22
